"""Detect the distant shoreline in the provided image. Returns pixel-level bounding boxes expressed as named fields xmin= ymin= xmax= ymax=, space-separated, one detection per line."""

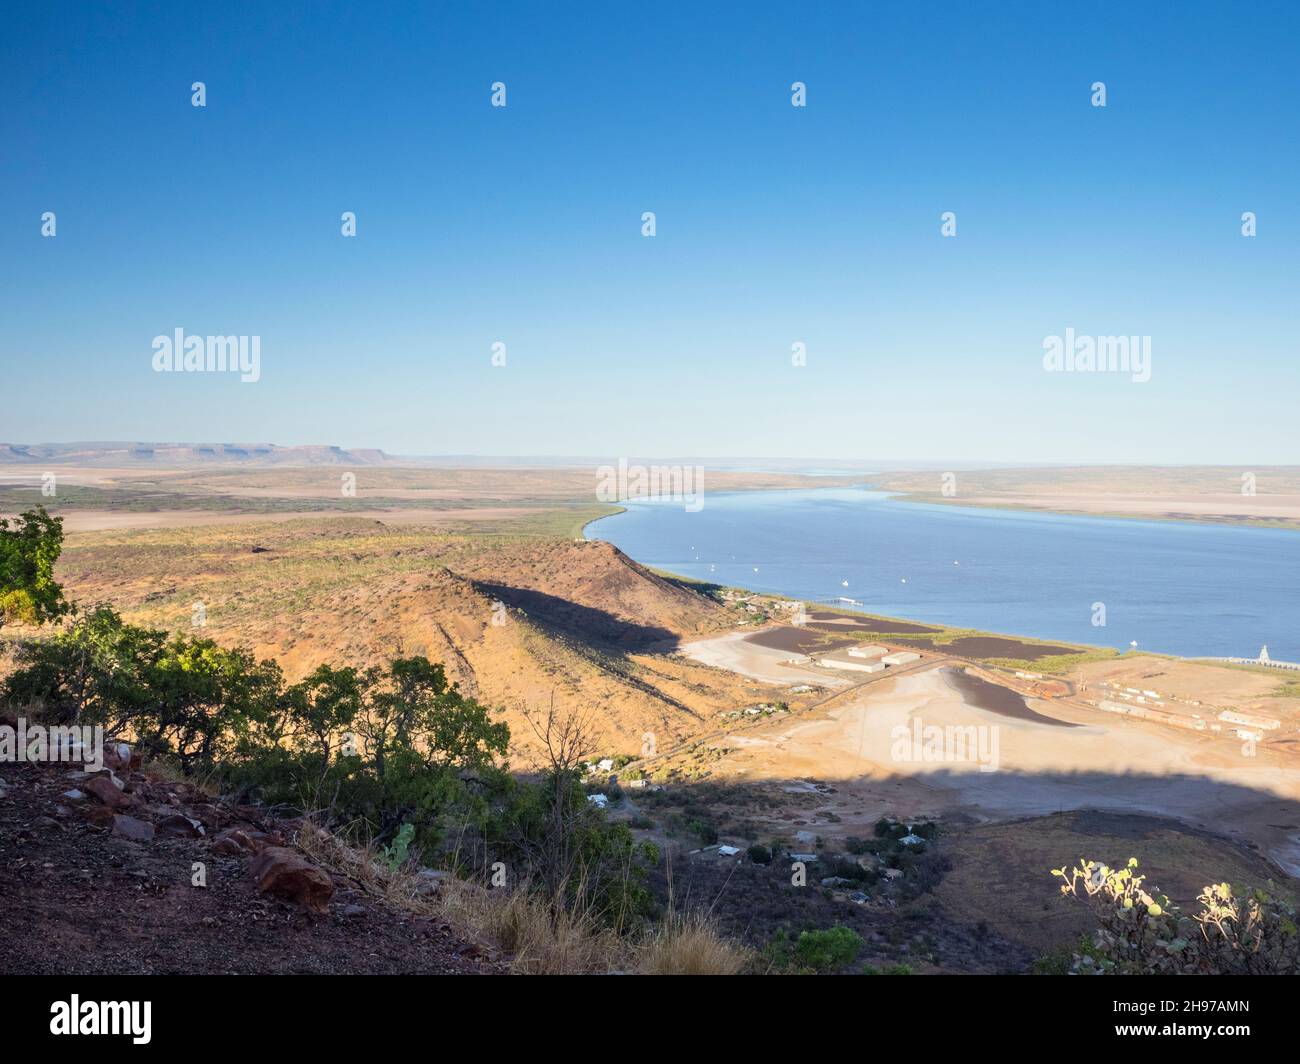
xmin=873 ymin=490 xmax=1300 ymax=532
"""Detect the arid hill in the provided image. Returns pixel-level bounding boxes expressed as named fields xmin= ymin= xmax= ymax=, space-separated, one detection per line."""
xmin=41 ymin=520 xmax=765 ymax=760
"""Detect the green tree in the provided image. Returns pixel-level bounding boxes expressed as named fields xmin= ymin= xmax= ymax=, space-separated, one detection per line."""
xmin=140 ymin=637 xmax=284 ymax=774
xmin=793 ymin=926 xmax=865 ymax=972
xmin=0 ymin=507 xmax=67 ymax=628
xmin=359 ymin=656 xmax=508 ymax=779
xmin=3 ymin=605 xmax=163 ymax=728
xmin=281 ymin=663 xmax=364 ymax=766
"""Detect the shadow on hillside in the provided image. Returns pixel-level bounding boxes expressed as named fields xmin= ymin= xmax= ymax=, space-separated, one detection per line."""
xmin=653 ymin=572 xmax=726 ymax=599
xmin=616 ymin=767 xmax=1300 ymax=971
xmin=473 ymin=581 xmax=682 ymax=652
xmin=626 ymin=766 xmax=1300 ymax=876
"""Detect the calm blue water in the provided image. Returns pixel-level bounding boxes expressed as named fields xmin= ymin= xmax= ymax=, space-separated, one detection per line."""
xmin=587 ymin=489 xmax=1300 ymax=660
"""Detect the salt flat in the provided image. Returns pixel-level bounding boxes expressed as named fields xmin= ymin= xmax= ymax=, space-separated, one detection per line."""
xmin=679 ymin=630 xmax=851 ymax=686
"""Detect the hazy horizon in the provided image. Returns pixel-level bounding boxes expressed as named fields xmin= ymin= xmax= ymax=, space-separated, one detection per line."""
xmin=4 ymin=440 xmax=1298 ymax=471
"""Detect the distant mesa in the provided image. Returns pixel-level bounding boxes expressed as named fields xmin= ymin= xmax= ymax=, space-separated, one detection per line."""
xmin=0 ymin=441 xmax=396 ymax=467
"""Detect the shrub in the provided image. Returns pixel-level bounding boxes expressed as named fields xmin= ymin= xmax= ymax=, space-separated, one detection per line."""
xmin=381 ymin=822 xmax=415 ymax=872
xmin=747 ymin=844 xmax=772 ymax=864
xmin=792 ymin=926 xmax=864 ymax=973
xmin=1053 ymin=858 xmax=1300 ymax=974
xmin=862 ymin=963 xmax=912 ymax=975
xmin=689 ymin=818 xmax=718 ymax=845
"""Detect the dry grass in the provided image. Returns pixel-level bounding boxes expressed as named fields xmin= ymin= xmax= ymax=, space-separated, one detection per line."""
xmin=295 ymin=819 xmax=747 ymax=975
xmin=635 ymin=908 xmax=749 ymax=975
xmin=440 ymin=878 xmax=626 ymax=974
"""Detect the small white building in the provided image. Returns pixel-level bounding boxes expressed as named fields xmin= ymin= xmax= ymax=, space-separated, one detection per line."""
xmin=881 ymin=651 xmax=921 ymax=666
xmin=847 ymin=644 xmax=888 ymax=659
xmin=818 ymin=654 xmax=886 ymax=674
xmin=1219 ymin=710 xmax=1281 ymax=731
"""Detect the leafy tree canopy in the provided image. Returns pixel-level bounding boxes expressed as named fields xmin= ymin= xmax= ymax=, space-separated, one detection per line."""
xmin=0 ymin=507 xmax=67 ymax=628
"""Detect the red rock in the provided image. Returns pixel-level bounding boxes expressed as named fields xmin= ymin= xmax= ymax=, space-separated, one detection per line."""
xmin=214 ymin=826 xmax=281 ymax=855
xmin=212 ymin=824 xmax=282 ymax=855
xmin=78 ymin=804 xmax=116 ymax=827
xmin=197 ymin=805 xmax=226 ymax=827
xmin=248 ymin=847 xmax=334 ymax=913
xmin=156 ymin=813 xmax=204 ymax=838
xmin=111 ymin=814 xmax=156 ymax=842
xmin=83 ymin=775 xmax=130 ymax=810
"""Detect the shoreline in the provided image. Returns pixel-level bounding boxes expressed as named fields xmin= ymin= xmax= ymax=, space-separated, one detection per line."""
xmin=877 ymin=490 xmax=1300 ymax=532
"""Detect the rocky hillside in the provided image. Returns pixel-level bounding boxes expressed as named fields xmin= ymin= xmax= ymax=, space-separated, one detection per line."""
xmin=0 ymin=735 xmax=500 ymax=974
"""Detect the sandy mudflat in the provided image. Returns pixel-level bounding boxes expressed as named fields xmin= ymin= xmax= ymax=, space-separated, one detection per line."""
xmin=53 ymin=507 xmax=532 ymax=533
xmin=962 ymin=492 xmax=1300 ymax=522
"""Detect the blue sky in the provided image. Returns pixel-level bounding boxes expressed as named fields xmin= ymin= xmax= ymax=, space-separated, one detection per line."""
xmin=3 ymin=1 xmax=1297 ymax=463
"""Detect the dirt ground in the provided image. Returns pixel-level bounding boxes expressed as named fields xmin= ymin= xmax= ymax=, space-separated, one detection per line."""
xmin=0 ymin=761 xmax=499 ymax=975
xmin=1076 ymin=656 xmax=1298 ymax=722
xmin=935 ymin=809 xmax=1294 ymax=956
